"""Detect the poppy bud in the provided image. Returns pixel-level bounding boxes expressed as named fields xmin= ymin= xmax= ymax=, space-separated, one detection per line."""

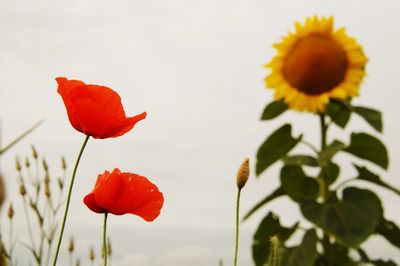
xmin=19 ymin=183 xmax=27 ymax=196
xmin=68 ymin=238 xmax=74 ymax=253
xmin=31 ymin=145 xmax=38 ymax=159
xmin=236 ymin=158 xmax=250 ymax=189
xmin=8 ymin=203 xmax=14 ymax=219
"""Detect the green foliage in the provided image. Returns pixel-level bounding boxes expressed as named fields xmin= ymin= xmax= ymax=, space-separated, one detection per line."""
xmin=261 ymin=101 xmax=288 ymax=120
xmin=256 ymin=124 xmax=301 ymax=175
xmin=344 ymin=132 xmax=389 ymax=169
xmin=252 ymin=212 xmax=297 ymax=266
xmin=301 ymin=187 xmax=382 ymax=247
xmin=249 ymin=100 xmax=399 ymax=265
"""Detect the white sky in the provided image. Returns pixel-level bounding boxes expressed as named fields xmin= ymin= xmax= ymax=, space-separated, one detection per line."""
xmin=1 ymin=0 xmax=400 ymax=265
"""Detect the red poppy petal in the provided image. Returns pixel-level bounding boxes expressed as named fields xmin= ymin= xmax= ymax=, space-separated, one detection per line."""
xmin=83 ymin=193 xmax=106 ymax=213
xmin=109 ymin=112 xmax=147 ymax=138
xmin=92 ymin=169 xmax=126 ymax=212
xmin=130 ymin=191 xmax=164 ymax=222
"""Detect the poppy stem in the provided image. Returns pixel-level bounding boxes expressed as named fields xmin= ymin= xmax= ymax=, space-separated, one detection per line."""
xmin=103 ymin=213 xmax=108 ymax=266
xmin=233 ymin=188 xmax=242 ymax=266
xmin=52 ymin=135 xmax=90 ymax=266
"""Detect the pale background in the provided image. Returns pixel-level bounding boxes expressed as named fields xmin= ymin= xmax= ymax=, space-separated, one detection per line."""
xmin=1 ymin=0 xmax=399 ymax=265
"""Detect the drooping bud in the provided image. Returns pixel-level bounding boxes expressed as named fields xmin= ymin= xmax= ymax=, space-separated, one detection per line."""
xmin=236 ymin=158 xmax=250 ymax=189
xmin=8 ymin=203 xmax=14 ymax=219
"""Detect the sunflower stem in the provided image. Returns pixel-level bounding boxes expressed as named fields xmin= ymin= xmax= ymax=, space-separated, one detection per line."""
xmin=233 ymin=188 xmax=242 ymax=266
xmin=52 ymin=135 xmax=90 ymax=266
xmin=103 ymin=213 xmax=108 ymax=266
xmin=319 ymin=114 xmax=331 ymax=265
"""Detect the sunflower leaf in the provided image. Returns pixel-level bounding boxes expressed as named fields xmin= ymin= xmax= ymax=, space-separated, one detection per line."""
xmin=344 ymin=133 xmax=389 ymax=170
xmin=280 ymin=165 xmax=319 ymax=202
xmin=326 ymin=100 xmax=352 ymax=128
xmin=353 ymin=106 xmax=383 ymax=133
xmin=261 ymin=101 xmax=288 ymax=120
xmin=283 ymin=229 xmax=318 ymax=266
xmin=326 ymin=162 xmax=340 ymax=185
xmin=301 ymin=187 xmax=383 ymax=247
xmin=256 ymin=124 xmax=302 ymax=176
xmin=318 ymin=140 xmax=346 ymax=166
xmin=243 ymin=187 xmax=285 ymax=221
xmin=376 ymin=218 xmax=400 ymax=249
xmin=252 ymin=212 xmax=298 ymax=266
xmin=353 ymin=164 xmax=400 ymax=196
xmin=282 ymin=155 xmax=319 ymax=167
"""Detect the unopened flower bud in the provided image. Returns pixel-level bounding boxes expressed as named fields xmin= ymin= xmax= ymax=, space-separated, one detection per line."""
xmin=8 ymin=203 xmax=14 ymax=219
xmin=68 ymin=238 xmax=75 ymax=253
xmin=31 ymin=145 xmax=38 ymax=159
xmin=19 ymin=183 xmax=27 ymax=196
xmin=236 ymin=158 xmax=250 ymax=189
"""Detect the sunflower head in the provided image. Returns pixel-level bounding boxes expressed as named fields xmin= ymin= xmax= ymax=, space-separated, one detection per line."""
xmin=265 ymin=16 xmax=368 ymax=113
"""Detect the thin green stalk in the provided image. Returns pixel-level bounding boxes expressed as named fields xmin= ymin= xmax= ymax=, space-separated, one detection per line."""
xmin=234 ymin=188 xmax=242 ymax=266
xmin=103 ymin=213 xmax=108 ymax=266
xmin=319 ymin=114 xmax=331 ymax=264
xmin=52 ymin=135 xmax=90 ymax=266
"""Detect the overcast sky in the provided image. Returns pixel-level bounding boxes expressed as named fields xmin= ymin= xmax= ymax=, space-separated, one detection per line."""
xmin=1 ymin=0 xmax=400 ymax=265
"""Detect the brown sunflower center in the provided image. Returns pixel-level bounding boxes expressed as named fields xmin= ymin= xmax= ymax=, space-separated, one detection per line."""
xmin=282 ymin=35 xmax=348 ymax=95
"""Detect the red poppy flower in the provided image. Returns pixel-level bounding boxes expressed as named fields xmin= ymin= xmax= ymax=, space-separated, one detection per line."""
xmin=83 ymin=168 xmax=164 ymax=222
xmin=56 ymin=77 xmax=146 ymax=139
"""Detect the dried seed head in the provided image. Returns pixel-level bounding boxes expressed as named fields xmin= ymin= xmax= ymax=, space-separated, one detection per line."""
xmin=31 ymin=145 xmax=38 ymax=159
xmin=19 ymin=183 xmax=27 ymax=196
xmin=8 ymin=203 xmax=14 ymax=219
xmin=42 ymin=159 xmax=48 ymax=172
xmin=68 ymin=238 xmax=75 ymax=253
xmin=236 ymin=158 xmax=250 ymax=189
xmin=45 ymin=183 xmax=51 ymax=198
xmin=44 ymin=173 xmax=50 ymax=184
xmin=57 ymin=177 xmax=64 ymax=190
xmin=89 ymin=246 xmax=95 ymax=261
xmin=25 ymin=157 xmax=31 ymax=168
xmin=15 ymin=157 xmax=22 ymax=172
xmin=61 ymin=157 xmax=67 ymax=170
xmin=0 ymin=174 xmax=5 ymax=210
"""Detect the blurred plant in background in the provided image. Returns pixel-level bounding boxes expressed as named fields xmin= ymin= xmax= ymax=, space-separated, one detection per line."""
xmin=245 ymin=16 xmax=400 ymax=266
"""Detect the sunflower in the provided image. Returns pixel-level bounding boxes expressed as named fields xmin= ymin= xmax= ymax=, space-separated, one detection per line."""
xmin=265 ymin=16 xmax=368 ymax=113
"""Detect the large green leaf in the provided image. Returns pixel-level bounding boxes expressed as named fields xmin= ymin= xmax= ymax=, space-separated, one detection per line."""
xmin=354 ymin=164 xmax=400 ymax=196
xmin=344 ymin=133 xmax=388 ymax=170
xmin=376 ymin=218 xmax=400 ymax=249
xmin=326 ymin=162 xmax=340 ymax=185
xmin=256 ymin=124 xmax=302 ymax=175
xmin=261 ymin=101 xmax=288 ymax=120
xmin=318 ymin=140 xmax=346 ymax=166
xmin=284 ymin=229 xmax=318 ymax=266
xmin=326 ymin=100 xmax=352 ymax=129
xmin=358 ymin=248 xmax=397 ymax=266
xmin=282 ymin=155 xmax=319 ymax=167
xmin=242 ymin=187 xmax=285 ymax=221
xmin=301 ymin=187 xmax=383 ymax=247
xmin=280 ymin=165 xmax=319 ymax=202
xmin=353 ymin=106 xmax=383 ymax=133
xmin=252 ymin=212 xmax=298 ymax=266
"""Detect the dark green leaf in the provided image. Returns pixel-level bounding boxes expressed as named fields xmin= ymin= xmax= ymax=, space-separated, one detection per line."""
xmin=285 ymin=229 xmax=318 ymax=266
xmin=376 ymin=218 xmax=400 ymax=249
xmin=326 ymin=100 xmax=352 ymax=128
xmin=353 ymin=106 xmax=383 ymax=132
xmin=344 ymin=133 xmax=389 ymax=169
xmin=256 ymin=124 xmax=302 ymax=175
xmin=261 ymin=101 xmax=288 ymax=120
xmin=252 ymin=212 xmax=298 ymax=266
xmin=354 ymin=164 xmax=400 ymax=196
xmin=280 ymin=165 xmax=319 ymax=202
xmin=358 ymin=248 xmax=397 ymax=266
xmin=301 ymin=187 xmax=383 ymax=247
xmin=243 ymin=187 xmax=285 ymax=221
xmin=326 ymin=162 xmax=340 ymax=185
xmin=282 ymin=155 xmax=319 ymax=167
xmin=318 ymin=140 xmax=346 ymax=166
